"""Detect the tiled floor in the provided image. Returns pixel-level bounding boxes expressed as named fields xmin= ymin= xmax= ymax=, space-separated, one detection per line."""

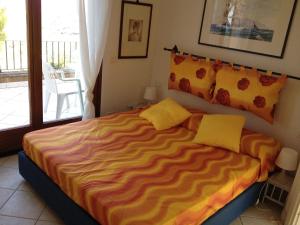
xmin=0 ymin=81 xmax=82 ymax=130
xmin=0 ymin=154 xmax=63 ymax=225
xmin=0 ymin=154 xmax=284 ymax=225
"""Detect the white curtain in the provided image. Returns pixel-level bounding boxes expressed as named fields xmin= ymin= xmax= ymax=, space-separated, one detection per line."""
xmin=78 ymin=0 xmax=112 ymax=119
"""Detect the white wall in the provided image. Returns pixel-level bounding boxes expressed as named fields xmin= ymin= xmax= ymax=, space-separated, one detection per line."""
xmin=283 ymin=163 xmax=300 ymax=225
xmin=150 ymin=0 xmax=300 ymax=150
xmin=100 ymin=0 xmax=300 ymax=149
xmin=101 ymin=0 xmax=159 ymax=115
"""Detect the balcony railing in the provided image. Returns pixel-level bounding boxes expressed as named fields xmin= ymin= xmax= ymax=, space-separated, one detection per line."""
xmin=0 ymin=40 xmax=78 ymax=73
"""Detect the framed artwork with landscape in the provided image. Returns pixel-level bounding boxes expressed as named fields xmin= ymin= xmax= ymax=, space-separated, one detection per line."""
xmin=118 ymin=1 xmax=152 ymax=59
xmin=198 ymin=0 xmax=298 ymax=58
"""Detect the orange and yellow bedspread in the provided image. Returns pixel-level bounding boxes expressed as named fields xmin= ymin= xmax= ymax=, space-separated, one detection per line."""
xmin=23 ymin=109 xmax=275 ymax=225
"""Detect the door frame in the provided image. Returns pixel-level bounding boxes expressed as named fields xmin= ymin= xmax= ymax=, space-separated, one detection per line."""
xmin=0 ymin=0 xmax=102 ymax=156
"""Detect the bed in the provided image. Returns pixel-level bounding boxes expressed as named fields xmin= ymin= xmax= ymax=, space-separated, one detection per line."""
xmin=19 ymin=108 xmax=280 ymax=225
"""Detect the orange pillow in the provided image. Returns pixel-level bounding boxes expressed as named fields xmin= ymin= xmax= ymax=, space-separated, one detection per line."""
xmin=168 ymin=53 xmax=216 ymax=101
xmin=240 ymin=129 xmax=281 ymax=181
xmin=181 ymin=109 xmax=206 ymax=132
xmin=212 ymin=65 xmax=287 ymax=123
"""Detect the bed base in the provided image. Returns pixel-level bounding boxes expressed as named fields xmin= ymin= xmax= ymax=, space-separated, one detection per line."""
xmin=18 ymin=151 xmax=263 ymax=225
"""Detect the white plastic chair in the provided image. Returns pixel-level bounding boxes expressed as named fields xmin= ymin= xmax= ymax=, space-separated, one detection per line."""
xmin=43 ymin=62 xmax=84 ymax=119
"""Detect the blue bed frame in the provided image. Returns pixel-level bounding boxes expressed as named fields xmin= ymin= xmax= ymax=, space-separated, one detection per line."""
xmin=18 ymin=151 xmax=263 ymax=225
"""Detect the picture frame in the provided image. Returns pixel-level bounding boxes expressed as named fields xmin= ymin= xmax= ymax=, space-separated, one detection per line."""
xmin=198 ymin=0 xmax=298 ymax=58
xmin=118 ymin=1 xmax=153 ymax=59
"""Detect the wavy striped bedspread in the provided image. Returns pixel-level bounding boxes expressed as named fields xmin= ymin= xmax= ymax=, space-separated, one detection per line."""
xmin=23 ymin=109 xmax=279 ymax=225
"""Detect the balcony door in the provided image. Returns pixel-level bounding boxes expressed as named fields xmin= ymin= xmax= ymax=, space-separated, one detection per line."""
xmin=0 ymin=0 xmax=101 ymax=155
xmin=42 ymin=0 xmax=84 ymax=122
xmin=0 ymin=0 xmax=32 ymax=153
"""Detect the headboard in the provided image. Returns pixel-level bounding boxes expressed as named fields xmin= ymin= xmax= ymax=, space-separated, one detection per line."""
xmin=159 ymin=46 xmax=300 ymax=150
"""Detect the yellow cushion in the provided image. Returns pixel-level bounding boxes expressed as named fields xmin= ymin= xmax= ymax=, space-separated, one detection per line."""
xmin=212 ymin=65 xmax=287 ymax=123
xmin=168 ymin=53 xmax=216 ymax=101
xmin=139 ymin=98 xmax=191 ymax=130
xmin=193 ymin=114 xmax=246 ymax=153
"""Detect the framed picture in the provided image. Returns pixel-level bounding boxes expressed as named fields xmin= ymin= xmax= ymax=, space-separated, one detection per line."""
xmin=118 ymin=1 xmax=152 ymax=59
xmin=198 ymin=0 xmax=298 ymax=58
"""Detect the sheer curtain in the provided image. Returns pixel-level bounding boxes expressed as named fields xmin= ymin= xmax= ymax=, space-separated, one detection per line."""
xmin=77 ymin=0 xmax=112 ymax=119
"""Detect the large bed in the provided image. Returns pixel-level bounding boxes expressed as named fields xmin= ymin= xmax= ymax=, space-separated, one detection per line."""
xmin=19 ymin=108 xmax=280 ymax=225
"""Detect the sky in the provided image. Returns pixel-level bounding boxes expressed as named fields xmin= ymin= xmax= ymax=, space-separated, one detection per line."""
xmin=0 ymin=0 xmax=79 ymax=41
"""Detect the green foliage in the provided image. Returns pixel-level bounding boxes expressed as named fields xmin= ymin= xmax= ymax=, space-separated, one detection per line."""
xmin=50 ymin=61 xmax=65 ymax=70
xmin=0 ymin=8 xmax=7 ymax=42
xmin=49 ymin=57 xmax=71 ymax=69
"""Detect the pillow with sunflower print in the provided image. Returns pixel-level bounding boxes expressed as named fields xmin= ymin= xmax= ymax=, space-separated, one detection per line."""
xmin=211 ymin=65 xmax=287 ymax=123
xmin=168 ymin=53 xmax=218 ymax=101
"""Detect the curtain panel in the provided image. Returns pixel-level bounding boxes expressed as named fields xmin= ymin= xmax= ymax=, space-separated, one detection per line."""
xmin=78 ymin=0 xmax=112 ymax=119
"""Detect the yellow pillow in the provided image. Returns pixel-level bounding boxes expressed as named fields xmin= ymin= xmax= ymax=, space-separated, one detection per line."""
xmin=193 ymin=114 xmax=246 ymax=153
xmin=139 ymin=98 xmax=191 ymax=130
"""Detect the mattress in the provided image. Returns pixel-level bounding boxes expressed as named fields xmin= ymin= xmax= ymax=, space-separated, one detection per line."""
xmin=23 ymin=109 xmax=276 ymax=225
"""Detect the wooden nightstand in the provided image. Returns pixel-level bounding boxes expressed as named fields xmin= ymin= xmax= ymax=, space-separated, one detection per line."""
xmin=262 ymin=172 xmax=294 ymax=206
